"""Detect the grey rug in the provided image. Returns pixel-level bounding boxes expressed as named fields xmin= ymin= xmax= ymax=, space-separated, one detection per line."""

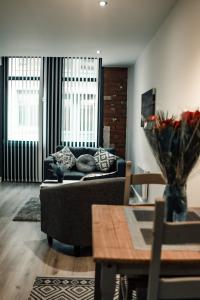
xmin=29 ymin=276 xmax=137 ymax=299
xmin=13 ymin=197 xmax=40 ymax=221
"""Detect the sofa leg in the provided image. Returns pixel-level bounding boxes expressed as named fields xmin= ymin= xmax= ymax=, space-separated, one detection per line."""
xmin=47 ymin=235 xmax=53 ymax=246
xmin=74 ymin=245 xmax=81 ymax=257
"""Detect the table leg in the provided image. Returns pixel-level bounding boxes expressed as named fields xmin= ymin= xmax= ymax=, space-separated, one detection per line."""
xmin=101 ymin=263 xmax=117 ymax=300
xmin=136 ymin=287 xmax=147 ymax=300
xmin=94 ymin=262 xmax=101 ymax=300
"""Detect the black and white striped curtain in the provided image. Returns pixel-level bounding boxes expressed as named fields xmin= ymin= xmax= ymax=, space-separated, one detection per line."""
xmin=1 ymin=57 xmax=102 ymax=182
xmin=0 ymin=58 xmax=3 ymax=181
xmin=43 ymin=57 xmax=63 ymax=158
xmin=2 ymin=57 xmax=42 ymax=182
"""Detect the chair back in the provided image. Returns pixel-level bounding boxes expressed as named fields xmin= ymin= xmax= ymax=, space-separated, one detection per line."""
xmin=147 ymin=199 xmax=200 ymax=300
xmin=124 ymin=161 xmax=165 ymax=205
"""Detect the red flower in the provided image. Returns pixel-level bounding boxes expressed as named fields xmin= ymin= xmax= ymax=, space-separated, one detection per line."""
xmin=193 ymin=110 xmax=200 ymax=122
xmin=173 ymin=120 xmax=181 ymax=128
xmin=181 ymin=111 xmax=194 ymax=122
xmin=182 ymin=110 xmax=200 ymax=125
xmin=164 ymin=118 xmax=174 ymax=125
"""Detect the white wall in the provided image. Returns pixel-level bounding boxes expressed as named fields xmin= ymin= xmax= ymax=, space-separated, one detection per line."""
xmin=126 ymin=0 xmax=200 ymax=207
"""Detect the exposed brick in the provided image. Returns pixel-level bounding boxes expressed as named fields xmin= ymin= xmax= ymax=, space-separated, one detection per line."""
xmin=103 ymin=67 xmax=127 ymax=158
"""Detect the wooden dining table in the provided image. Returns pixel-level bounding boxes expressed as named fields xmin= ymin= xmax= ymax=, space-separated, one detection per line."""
xmin=92 ymin=204 xmax=200 ymax=300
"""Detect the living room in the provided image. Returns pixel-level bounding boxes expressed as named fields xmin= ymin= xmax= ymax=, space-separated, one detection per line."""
xmin=1 ymin=0 xmax=200 ymax=299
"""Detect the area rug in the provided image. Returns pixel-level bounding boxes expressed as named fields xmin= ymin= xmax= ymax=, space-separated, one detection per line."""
xmin=29 ymin=276 xmax=137 ymax=299
xmin=13 ymin=197 xmax=40 ymax=221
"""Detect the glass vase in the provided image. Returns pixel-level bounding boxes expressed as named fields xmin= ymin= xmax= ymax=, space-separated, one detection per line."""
xmin=163 ymin=184 xmax=187 ymax=222
xmin=57 ymin=175 xmax=63 ymax=183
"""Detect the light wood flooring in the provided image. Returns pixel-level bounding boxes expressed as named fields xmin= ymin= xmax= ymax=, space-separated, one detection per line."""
xmin=0 ymin=182 xmax=95 ymax=300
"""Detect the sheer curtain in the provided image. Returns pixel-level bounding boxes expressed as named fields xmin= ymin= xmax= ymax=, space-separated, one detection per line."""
xmin=3 ymin=57 xmax=42 ymax=182
xmin=62 ymin=57 xmax=99 ymax=147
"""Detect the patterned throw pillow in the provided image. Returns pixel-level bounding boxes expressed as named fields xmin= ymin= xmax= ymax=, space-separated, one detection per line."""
xmin=94 ymin=148 xmax=117 ymax=172
xmin=51 ymin=146 xmax=76 ymax=169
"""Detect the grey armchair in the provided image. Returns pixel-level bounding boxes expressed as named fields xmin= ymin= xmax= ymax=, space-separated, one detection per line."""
xmin=40 ymin=177 xmax=125 ymax=253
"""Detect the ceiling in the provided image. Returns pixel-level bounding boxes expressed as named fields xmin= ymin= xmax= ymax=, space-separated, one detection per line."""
xmin=0 ymin=0 xmax=176 ymax=66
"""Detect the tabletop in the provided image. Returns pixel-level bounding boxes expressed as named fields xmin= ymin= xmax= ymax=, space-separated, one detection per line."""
xmin=92 ymin=204 xmax=200 ymax=265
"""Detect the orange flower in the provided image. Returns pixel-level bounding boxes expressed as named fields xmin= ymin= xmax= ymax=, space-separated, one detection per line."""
xmin=148 ymin=115 xmax=157 ymax=121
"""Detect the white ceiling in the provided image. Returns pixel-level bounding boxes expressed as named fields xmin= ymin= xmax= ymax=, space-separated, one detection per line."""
xmin=0 ymin=0 xmax=176 ymax=66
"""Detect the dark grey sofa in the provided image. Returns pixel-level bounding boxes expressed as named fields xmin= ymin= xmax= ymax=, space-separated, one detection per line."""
xmin=43 ymin=146 xmax=126 ymax=180
xmin=40 ymin=177 xmax=125 ymax=250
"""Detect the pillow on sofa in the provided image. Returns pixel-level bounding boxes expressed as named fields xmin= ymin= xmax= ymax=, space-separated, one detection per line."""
xmin=76 ymin=154 xmax=96 ymax=173
xmin=94 ymin=148 xmax=117 ymax=172
xmin=51 ymin=146 xmax=76 ymax=169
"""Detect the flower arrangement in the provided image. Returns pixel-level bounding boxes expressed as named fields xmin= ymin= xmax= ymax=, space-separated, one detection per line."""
xmin=144 ymin=110 xmax=200 ymax=221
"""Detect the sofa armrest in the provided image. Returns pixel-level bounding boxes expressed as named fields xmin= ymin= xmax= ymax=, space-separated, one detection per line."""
xmin=116 ymin=158 xmax=126 ymax=177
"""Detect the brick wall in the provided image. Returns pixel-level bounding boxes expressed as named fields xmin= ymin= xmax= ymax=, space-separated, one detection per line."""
xmin=103 ymin=67 xmax=128 ymax=158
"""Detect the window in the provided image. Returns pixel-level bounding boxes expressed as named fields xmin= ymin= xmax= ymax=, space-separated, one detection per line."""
xmin=62 ymin=58 xmax=99 ymax=147
xmin=7 ymin=57 xmax=41 ymax=141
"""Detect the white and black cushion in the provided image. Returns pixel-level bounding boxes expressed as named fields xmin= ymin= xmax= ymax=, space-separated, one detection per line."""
xmin=94 ymin=148 xmax=117 ymax=172
xmin=51 ymin=146 xmax=76 ymax=169
xmin=76 ymin=154 xmax=96 ymax=173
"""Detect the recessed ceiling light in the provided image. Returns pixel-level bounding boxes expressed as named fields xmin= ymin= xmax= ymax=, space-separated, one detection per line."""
xmin=96 ymin=50 xmax=101 ymax=55
xmin=99 ymin=1 xmax=108 ymax=7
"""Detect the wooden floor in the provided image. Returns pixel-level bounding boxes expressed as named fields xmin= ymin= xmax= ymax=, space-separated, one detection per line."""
xmin=0 ymin=182 xmax=95 ymax=300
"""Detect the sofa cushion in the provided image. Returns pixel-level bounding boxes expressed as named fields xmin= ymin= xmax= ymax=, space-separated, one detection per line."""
xmin=76 ymin=154 xmax=96 ymax=173
xmin=69 ymin=147 xmax=86 ymax=158
xmin=94 ymin=148 xmax=117 ymax=172
xmin=56 ymin=145 xmax=116 ymax=157
xmin=52 ymin=146 xmax=76 ymax=169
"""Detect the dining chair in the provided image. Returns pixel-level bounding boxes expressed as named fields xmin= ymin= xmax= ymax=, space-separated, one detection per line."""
xmin=147 ymin=199 xmax=200 ymax=300
xmin=124 ymin=161 xmax=165 ymax=205
xmin=122 ymin=161 xmax=166 ymax=299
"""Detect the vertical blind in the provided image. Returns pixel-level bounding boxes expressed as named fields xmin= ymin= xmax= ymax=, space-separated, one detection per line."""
xmin=62 ymin=57 xmax=99 ymax=147
xmin=2 ymin=57 xmax=100 ymax=182
xmin=4 ymin=57 xmax=42 ymax=182
xmin=43 ymin=57 xmax=63 ymax=158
